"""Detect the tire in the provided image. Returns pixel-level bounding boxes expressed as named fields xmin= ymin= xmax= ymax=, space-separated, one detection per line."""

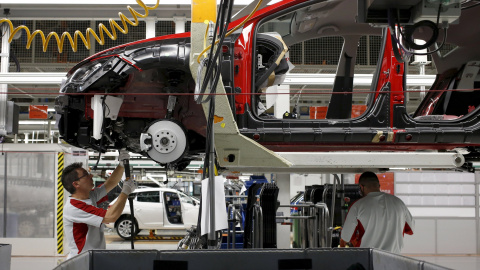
xmin=115 ymin=215 xmax=140 ymax=240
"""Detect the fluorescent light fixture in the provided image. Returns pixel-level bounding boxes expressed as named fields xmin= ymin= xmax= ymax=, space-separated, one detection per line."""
xmin=19 ymin=120 xmax=53 ymax=125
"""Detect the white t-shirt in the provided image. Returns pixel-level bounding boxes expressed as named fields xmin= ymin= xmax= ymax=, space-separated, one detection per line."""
xmin=341 ymin=192 xmax=414 ymax=253
xmin=64 ymin=185 xmax=107 ymax=259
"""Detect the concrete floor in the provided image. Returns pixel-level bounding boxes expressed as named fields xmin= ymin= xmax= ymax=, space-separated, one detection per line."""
xmin=8 ymin=233 xmax=480 ymax=270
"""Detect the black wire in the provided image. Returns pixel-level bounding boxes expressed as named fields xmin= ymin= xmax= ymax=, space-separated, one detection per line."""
xmin=408 ymin=28 xmax=447 ymax=56
xmin=395 ymin=7 xmax=439 ymax=51
xmin=388 ymin=6 xmax=447 ymax=63
xmin=198 ymin=0 xmax=234 ymax=237
xmin=388 ymin=9 xmax=408 ymax=63
xmin=202 ymin=0 xmax=234 ymax=177
xmin=436 ymin=3 xmax=442 ymax=26
xmin=164 ymin=169 xmax=169 ymax=185
xmin=10 ymin=48 xmax=20 ymax=72
xmin=0 ymin=28 xmax=7 ymax=39
xmin=198 ymin=0 xmax=224 ymax=103
xmin=198 ymin=0 xmax=234 ymax=104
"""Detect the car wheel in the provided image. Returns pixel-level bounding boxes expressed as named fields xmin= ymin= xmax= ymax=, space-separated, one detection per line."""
xmin=115 ymin=216 xmax=140 ymax=240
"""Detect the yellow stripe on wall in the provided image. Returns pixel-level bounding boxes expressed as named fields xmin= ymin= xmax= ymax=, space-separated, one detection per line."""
xmin=192 ymin=0 xmax=217 ymax=23
xmin=56 ymin=152 xmax=64 ymax=255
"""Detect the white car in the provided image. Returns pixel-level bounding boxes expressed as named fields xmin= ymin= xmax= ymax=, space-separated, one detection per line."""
xmin=106 ymin=187 xmax=200 ymax=239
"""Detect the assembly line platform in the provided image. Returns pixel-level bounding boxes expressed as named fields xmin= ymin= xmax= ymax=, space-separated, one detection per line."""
xmin=54 ymin=248 xmax=450 ymax=270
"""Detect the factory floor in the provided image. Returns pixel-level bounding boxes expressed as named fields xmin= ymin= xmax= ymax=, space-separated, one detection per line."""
xmin=9 ymin=232 xmax=480 ymax=270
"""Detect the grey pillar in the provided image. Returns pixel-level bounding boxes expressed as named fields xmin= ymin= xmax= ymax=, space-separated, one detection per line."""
xmin=276 ymin=173 xmax=291 ymax=248
xmin=0 ymin=23 xmax=10 ymax=136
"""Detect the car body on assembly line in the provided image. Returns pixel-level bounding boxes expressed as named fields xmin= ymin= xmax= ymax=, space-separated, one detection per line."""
xmin=105 ymin=187 xmax=200 ymax=239
xmin=55 ymin=0 xmax=480 ymax=170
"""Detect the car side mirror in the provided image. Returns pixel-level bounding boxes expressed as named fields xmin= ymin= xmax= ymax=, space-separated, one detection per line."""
xmin=193 ymin=201 xmax=197 ymax=206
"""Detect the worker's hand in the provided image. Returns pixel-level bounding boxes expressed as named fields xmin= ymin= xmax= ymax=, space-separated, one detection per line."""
xmin=118 ymin=149 xmax=130 ymax=167
xmin=121 ymin=180 xmax=137 ymax=196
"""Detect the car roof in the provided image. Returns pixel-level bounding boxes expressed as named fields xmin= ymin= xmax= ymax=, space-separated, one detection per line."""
xmin=133 ymin=187 xmax=185 ymax=193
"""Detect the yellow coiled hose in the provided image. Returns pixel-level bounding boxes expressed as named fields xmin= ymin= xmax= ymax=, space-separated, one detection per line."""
xmin=0 ymin=0 xmax=159 ymax=53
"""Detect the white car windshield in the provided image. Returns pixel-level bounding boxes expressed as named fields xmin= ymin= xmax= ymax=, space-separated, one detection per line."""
xmin=179 ymin=192 xmax=198 ymax=205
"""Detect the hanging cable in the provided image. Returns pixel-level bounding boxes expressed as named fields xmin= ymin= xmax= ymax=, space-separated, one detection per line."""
xmin=0 ymin=0 xmax=159 ymax=53
xmin=195 ymin=0 xmax=234 ymax=104
xmin=196 ymin=0 xmax=264 ymax=64
xmin=388 ymin=5 xmax=448 ymax=63
xmin=10 ymin=48 xmax=20 ymax=72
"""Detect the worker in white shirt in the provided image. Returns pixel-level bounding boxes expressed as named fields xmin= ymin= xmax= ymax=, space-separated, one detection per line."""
xmin=62 ymin=150 xmax=136 ymax=259
xmin=340 ymin=171 xmax=414 ymax=253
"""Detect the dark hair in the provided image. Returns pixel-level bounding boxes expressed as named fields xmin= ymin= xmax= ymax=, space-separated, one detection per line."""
xmin=62 ymin=162 xmax=84 ymax=194
xmin=358 ymin=171 xmax=380 ymax=188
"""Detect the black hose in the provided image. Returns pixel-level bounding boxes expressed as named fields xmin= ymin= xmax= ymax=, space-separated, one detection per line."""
xmin=10 ymin=48 xmax=20 ymax=72
xmin=128 ymin=195 xmax=135 ymax=249
xmin=123 ymin=159 xmax=135 ymax=249
xmin=388 ymin=5 xmax=447 ymax=63
xmin=197 ymin=0 xmax=234 ymax=238
xmin=403 ymin=20 xmax=439 ymax=50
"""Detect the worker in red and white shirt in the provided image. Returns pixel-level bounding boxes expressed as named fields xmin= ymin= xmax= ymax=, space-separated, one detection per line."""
xmin=62 ymin=150 xmax=136 ymax=259
xmin=340 ymin=171 xmax=414 ymax=254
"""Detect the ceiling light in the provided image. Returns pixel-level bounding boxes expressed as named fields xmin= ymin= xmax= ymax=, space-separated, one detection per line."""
xmin=19 ymin=120 xmax=53 ymax=125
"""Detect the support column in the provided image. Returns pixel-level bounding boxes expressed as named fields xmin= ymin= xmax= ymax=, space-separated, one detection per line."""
xmin=276 ymin=173 xmax=291 ymax=249
xmin=145 ymin=17 xmax=157 ymax=39
xmin=0 ymin=23 xmax=10 ymax=136
xmin=191 ymin=0 xmax=217 ymax=249
xmin=173 ymin=16 xmax=186 ymax=34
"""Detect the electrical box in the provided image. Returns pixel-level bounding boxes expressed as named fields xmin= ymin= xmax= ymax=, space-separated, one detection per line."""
xmin=6 ymin=101 xmax=19 ymax=135
xmin=358 ymin=0 xmax=460 ymax=25
xmin=357 ymin=0 xmax=422 ymax=24
xmin=412 ymin=0 xmax=461 ymax=24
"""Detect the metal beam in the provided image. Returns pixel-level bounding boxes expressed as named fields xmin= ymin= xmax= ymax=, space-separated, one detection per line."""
xmin=283 ymin=74 xmax=436 ymax=87
xmin=0 ymin=73 xmax=65 ymax=84
xmin=222 ymin=151 xmax=466 ymax=173
xmin=0 ymin=73 xmax=436 ymax=87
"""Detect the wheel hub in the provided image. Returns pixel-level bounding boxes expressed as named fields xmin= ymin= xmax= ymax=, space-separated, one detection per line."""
xmin=140 ymin=120 xmax=188 ymax=164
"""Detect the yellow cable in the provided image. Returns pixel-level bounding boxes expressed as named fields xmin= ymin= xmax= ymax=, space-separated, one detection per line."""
xmin=196 ymin=0 xmax=264 ymax=63
xmin=0 ymin=0 xmax=160 ymax=53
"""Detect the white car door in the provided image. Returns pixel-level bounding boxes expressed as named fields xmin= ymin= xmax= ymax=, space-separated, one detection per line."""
xmin=178 ymin=192 xmax=200 ymax=228
xmin=132 ymin=190 xmax=164 ymax=229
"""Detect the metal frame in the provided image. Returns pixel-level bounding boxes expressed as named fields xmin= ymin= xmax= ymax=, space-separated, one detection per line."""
xmin=223 ymin=151 xmax=466 ymax=173
xmin=0 ymin=72 xmax=436 ymax=86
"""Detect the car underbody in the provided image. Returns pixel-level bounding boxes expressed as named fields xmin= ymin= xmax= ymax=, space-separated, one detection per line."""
xmin=55 ymin=0 xmax=480 ymax=170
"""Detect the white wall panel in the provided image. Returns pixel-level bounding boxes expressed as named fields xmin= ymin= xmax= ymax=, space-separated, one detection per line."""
xmin=402 ymin=219 xmax=436 ymax=254
xmin=437 ymin=219 xmax=477 ymax=254
xmin=1 ymin=238 xmax=56 ymax=256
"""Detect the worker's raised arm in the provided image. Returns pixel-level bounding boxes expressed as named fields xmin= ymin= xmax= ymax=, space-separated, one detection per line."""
xmin=103 ymin=150 xmax=129 ymax=193
xmin=103 ymin=179 xmax=137 ymax=223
